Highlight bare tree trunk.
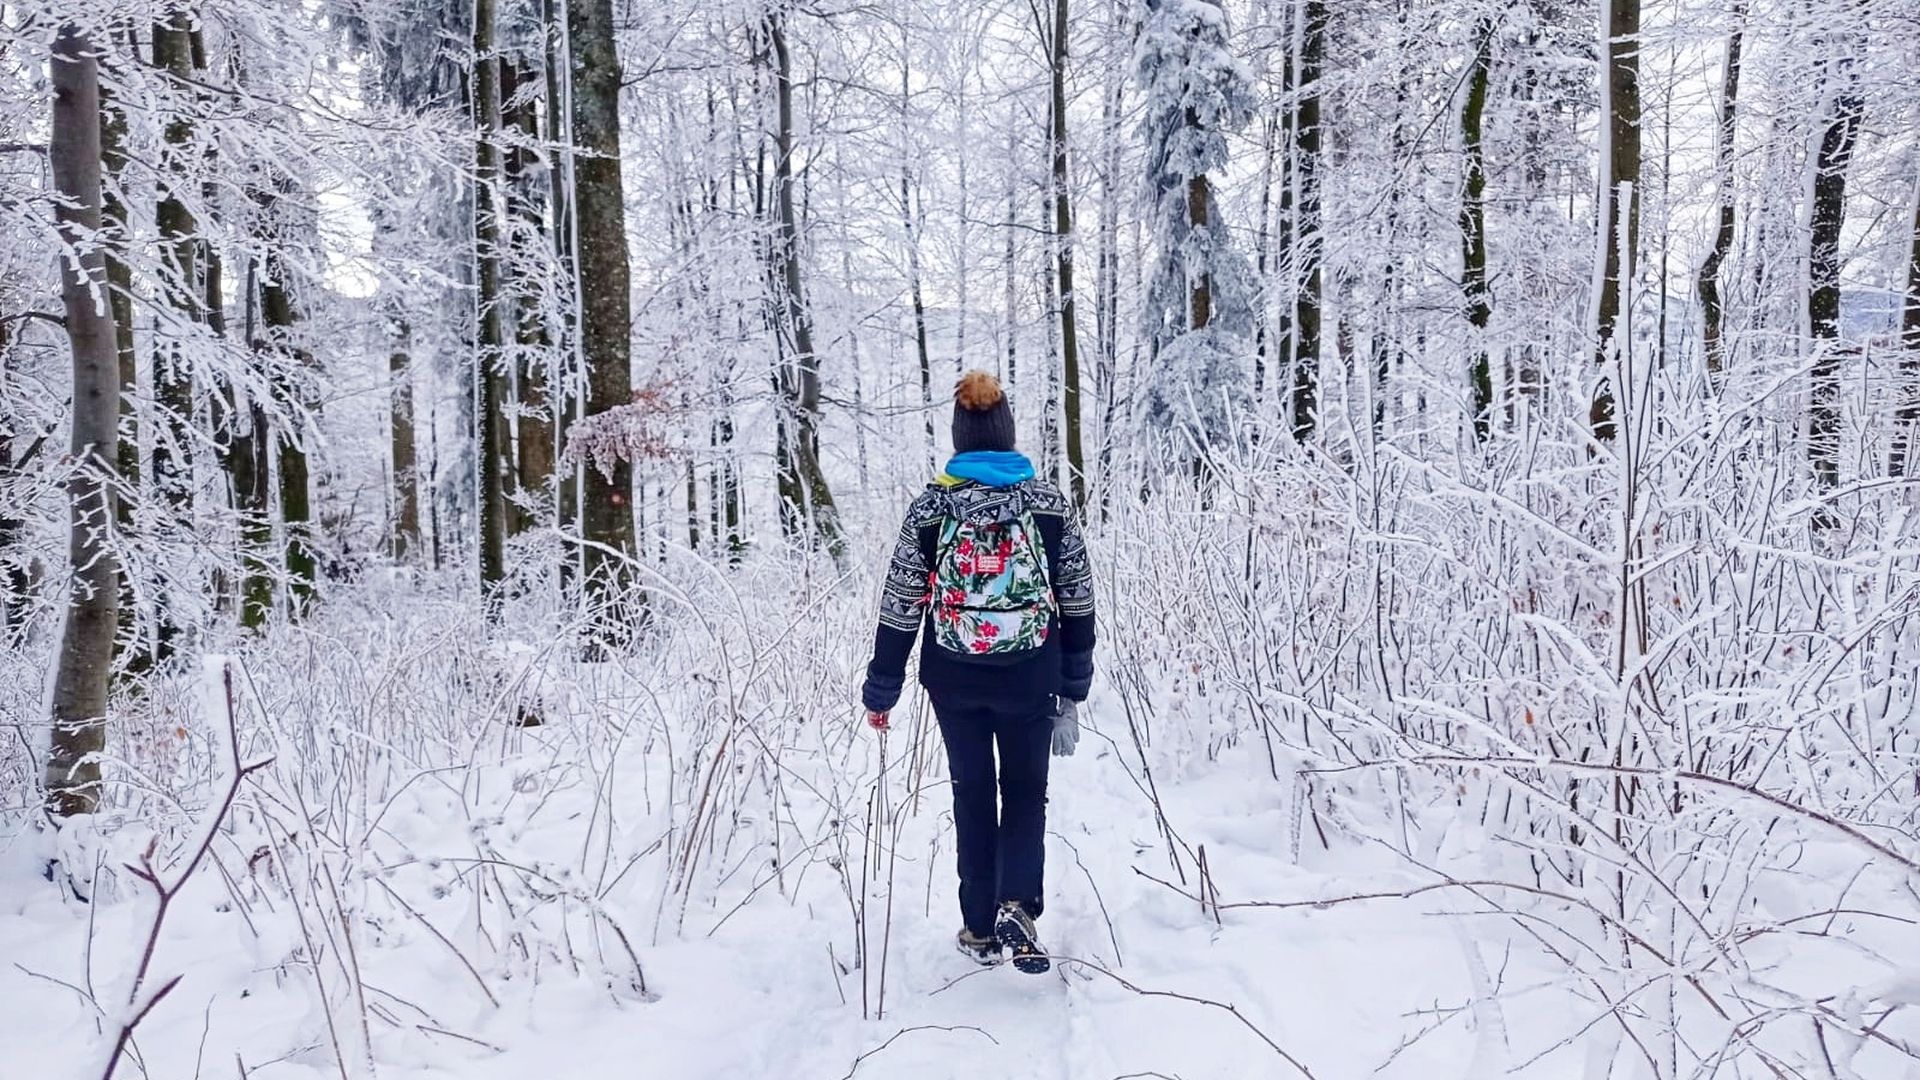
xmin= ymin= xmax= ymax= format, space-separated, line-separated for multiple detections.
xmin=543 ymin=0 xmax=586 ymax=594
xmin=1049 ymin=0 xmax=1087 ymax=509
xmin=228 ymin=252 xmax=273 ymax=629
xmin=100 ymin=38 xmax=142 ymax=672
xmin=1253 ymin=115 xmax=1275 ymax=406
xmin=1375 ymin=1 xmax=1409 ymax=441
xmin=100 ymin=39 xmax=136 ymax=530
xmin=1094 ymin=6 xmax=1123 ymax=499
xmin=1186 ymin=164 xmax=1211 ymax=330
xmin=717 ymin=386 xmax=742 ymax=562
xmin=1590 ymin=0 xmax=1640 ymax=443
xmin=149 ymin=6 xmax=199 ymax=663
xmin=1289 ymin=0 xmax=1325 ymax=442
xmin=47 ymin=23 xmax=120 ymax=818
xmin=1510 ymin=24 xmax=1547 ymax=423
xmin=1004 ymin=125 xmax=1019 ymax=389
xmin=570 ymin=0 xmax=639 ymax=634
xmin=1460 ymin=13 xmax=1494 ymax=442
xmin=474 ymin=0 xmax=508 ymax=592
xmin=898 ymin=46 xmax=935 ymax=470
xmin=1696 ymin=4 xmax=1744 ymax=382
xmin=192 ymin=27 xmax=222 ymax=342
xmin=1041 ymin=189 xmax=1062 ymax=482
xmin=1807 ymin=79 xmax=1865 ymax=493
xmin=0 ymin=318 xmax=29 ymax=643
xmin=763 ymin=7 xmax=842 ymax=557
xmin=1893 ymin=180 xmax=1920 ymax=478
xmin=955 ymin=79 xmax=973 ymax=379
xmin=390 ymin=320 xmax=420 ymax=560
xmin=195 ymin=30 xmax=237 ymax=618
xmin=505 ymin=59 xmax=555 ymax=540
xmin=259 ymin=243 xmax=315 ymax=617
xmin=152 ymin=8 xmax=198 ymax=503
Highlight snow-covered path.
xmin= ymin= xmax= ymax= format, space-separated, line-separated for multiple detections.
xmin=381 ymin=744 xmax=1503 ymax=1080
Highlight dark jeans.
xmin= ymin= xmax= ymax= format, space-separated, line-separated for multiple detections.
xmin=932 ymin=693 xmax=1052 ymax=937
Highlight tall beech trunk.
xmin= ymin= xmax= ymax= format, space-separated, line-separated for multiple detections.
xmin=195 ymin=25 xmax=237 ymax=617
xmin=101 ymin=42 xmax=136 ymax=537
xmin=1049 ymin=0 xmax=1087 ymax=509
xmin=1289 ymin=0 xmax=1325 ymax=442
xmin=229 ymin=250 xmax=273 ymax=629
xmin=1807 ymin=81 xmax=1865 ymax=492
xmin=149 ymin=6 xmax=198 ymax=663
xmin=259 ymin=243 xmax=316 ymax=616
xmin=1460 ymin=14 xmax=1494 ymax=441
xmin=544 ymin=0 xmax=582 ymax=583
xmin=762 ymin=8 xmax=842 ymax=556
xmin=1005 ymin=125 xmax=1019 ymax=389
xmin=390 ymin=320 xmax=421 ymax=560
xmin=1590 ymin=0 xmax=1640 ymax=443
xmin=1253 ymin=116 xmax=1275 ymax=406
xmin=1697 ymin=5 xmax=1744 ymax=381
xmin=474 ymin=0 xmax=508 ymax=591
xmin=1893 ymin=183 xmax=1920 ymax=477
xmin=1094 ymin=18 xmax=1123 ymax=498
xmin=1041 ymin=184 xmax=1063 ymax=482
xmin=47 ymin=24 xmax=120 ymax=818
xmin=100 ymin=41 xmax=141 ymax=671
xmin=505 ymin=60 xmax=555 ymax=538
xmin=0 ymin=318 xmax=28 ymax=643
xmin=571 ymin=0 xmax=639 ymax=630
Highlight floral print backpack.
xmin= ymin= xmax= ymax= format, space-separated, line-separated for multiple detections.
xmin=929 ymin=511 xmax=1056 ymax=655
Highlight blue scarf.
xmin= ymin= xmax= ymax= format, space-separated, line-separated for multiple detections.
xmin=940 ymin=450 xmax=1035 ymax=488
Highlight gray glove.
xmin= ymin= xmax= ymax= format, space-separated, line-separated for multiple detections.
xmin=1050 ymin=697 xmax=1080 ymax=757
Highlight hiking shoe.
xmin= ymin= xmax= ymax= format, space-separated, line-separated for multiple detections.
xmin=994 ymin=901 xmax=1049 ymax=975
xmin=956 ymin=928 xmax=1002 ymax=966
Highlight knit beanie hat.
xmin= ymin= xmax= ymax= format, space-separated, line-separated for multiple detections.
xmin=952 ymin=371 xmax=1016 ymax=453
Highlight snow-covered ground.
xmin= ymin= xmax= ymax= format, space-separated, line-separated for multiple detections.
xmin=0 ymin=684 xmax=1535 ymax=1080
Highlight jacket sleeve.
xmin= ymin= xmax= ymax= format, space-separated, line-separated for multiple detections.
xmin=1050 ymin=505 xmax=1097 ymax=701
xmin=862 ymin=497 xmax=935 ymax=713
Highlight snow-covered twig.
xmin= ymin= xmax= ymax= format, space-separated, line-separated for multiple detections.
xmin=1051 ymin=955 xmax=1319 ymax=1079
xmin=96 ymin=664 xmax=273 ymax=1080
xmin=840 ymin=1024 xmax=998 ymax=1080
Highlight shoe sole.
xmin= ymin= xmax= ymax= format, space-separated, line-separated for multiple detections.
xmin=956 ymin=938 xmax=1002 ymax=967
xmin=994 ymin=918 xmax=1050 ymax=975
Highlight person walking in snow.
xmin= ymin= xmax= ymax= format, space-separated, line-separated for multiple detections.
xmin=861 ymin=370 xmax=1097 ymax=975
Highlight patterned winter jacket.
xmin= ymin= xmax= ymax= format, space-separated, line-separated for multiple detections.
xmin=861 ymin=475 xmax=1097 ymax=713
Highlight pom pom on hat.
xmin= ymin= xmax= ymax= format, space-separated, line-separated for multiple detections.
xmin=955 ymin=370 xmax=1006 ymax=411
xmin=951 ymin=370 xmax=1015 ymax=452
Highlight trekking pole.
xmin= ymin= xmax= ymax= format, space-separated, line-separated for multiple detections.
xmin=872 ymin=724 xmax=890 ymax=865
xmin=873 ymin=720 xmax=899 ymax=1019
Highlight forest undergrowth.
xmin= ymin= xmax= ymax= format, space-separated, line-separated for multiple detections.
xmin=6 ymin=389 xmax=1917 ymax=1078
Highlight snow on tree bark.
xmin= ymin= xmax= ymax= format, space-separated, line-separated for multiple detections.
xmin=1589 ymin=0 xmax=1639 ymax=443
xmin=473 ymin=0 xmax=508 ymax=593
xmin=148 ymin=6 xmax=199 ymax=665
xmin=759 ymin=6 xmax=843 ymax=559
xmin=1460 ymin=13 xmax=1494 ymax=442
xmin=1288 ymin=0 xmax=1324 ymax=444
xmin=1048 ymin=0 xmax=1088 ymax=511
xmin=1806 ymin=74 xmax=1864 ymax=495
xmin=1696 ymin=4 xmax=1744 ymax=383
xmin=569 ymin=0 xmax=640 ymax=635
xmin=46 ymin=22 xmax=120 ymax=818
xmin=1895 ymin=180 xmax=1920 ymax=478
